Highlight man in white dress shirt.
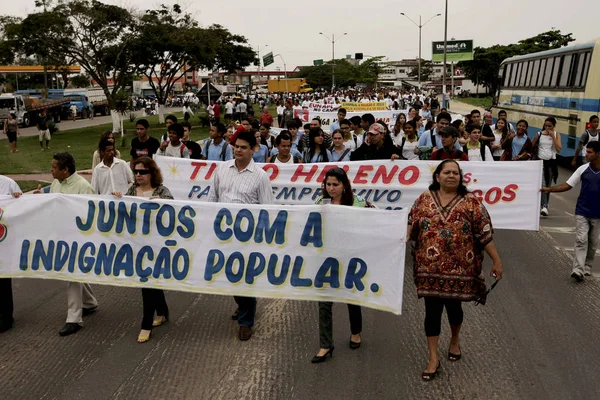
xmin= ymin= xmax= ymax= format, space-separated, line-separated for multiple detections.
xmin=208 ymin=131 xmax=274 ymax=341
xmin=91 ymin=140 xmax=134 ymax=195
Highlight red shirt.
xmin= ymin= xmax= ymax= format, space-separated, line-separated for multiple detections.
xmin=229 ymin=125 xmax=246 ymax=146
xmin=260 ymin=112 xmax=274 ymax=126
xmin=430 ymin=148 xmax=469 ymax=161
xmin=214 ymin=104 xmax=221 ymax=118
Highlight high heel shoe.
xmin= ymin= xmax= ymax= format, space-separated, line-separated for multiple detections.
xmin=311 ymin=347 xmax=334 ymax=363
xmin=349 ymin=338 xmax=361 ymax=350
xmin=152 ymin=315 xmax=168 ymax=327
xmin=137 ymin=329 xmax=152 ymax=343
xmin=422 ymin=361 xmax=441 ymax=381
xmin=448 ymin=345 xmax=461 ymax=361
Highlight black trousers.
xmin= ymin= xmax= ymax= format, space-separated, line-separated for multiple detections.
xmin=0 ymin=278 xmax=13 ymax=323
xmin=424 ymin=296 xmax=463 ymax=337
xmin=233 ymin=296 xmax=256 ymax=328
xmin=141 ymin=288 xmax=168 ymax=330
xmin=318 ymin=302 xmax=362 ymax=349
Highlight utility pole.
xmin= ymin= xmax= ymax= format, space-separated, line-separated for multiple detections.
xmin=442 ymin=0 xmax=448 ymax=108
xmin=274 ymin=54 xmax=288 ymax=93
xmin=401 ymin=12 xmax=441 ymax=88
xmin=319 ymin=32 xmax=347 ymax=91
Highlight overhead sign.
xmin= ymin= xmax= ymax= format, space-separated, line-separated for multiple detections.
xmin=263 ymin=52 xmax=274 ymax=67
xmin=313 ymin=59 xmax=324 ymax=66
xmin=432 ymin=40 xmax=474 ymax=62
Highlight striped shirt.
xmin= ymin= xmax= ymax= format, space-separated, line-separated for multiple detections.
xmin=208 ymin=159 xmax=274 ymax=205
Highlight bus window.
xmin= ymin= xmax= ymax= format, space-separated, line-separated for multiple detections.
xmin=519 ymin=61 xmax=529 ymax=87
xmin=503 ymin=64 xmax=511 ymax=87
xmin=538 ymin=59 xmax=547 ymax=87
xmin=513 ymin=63 xmax=521 ymax=87
xmin=529 ymin=59 xmax=540 ymax=87
xmin=568 ymin=53 xmax=580 ymax=87
xmin=575 ymin=52 xmax=591 ymax=87
xmin=559 ymin=54 xmax=572 ymax=87
xmin=550 ymin=56 xmax=561 ymax=87
xmin=542 ymin=57 xmax=553 ymax=87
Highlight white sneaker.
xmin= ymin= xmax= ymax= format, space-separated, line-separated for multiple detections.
xmin=541 ymin=206 xmax=549 ymax=216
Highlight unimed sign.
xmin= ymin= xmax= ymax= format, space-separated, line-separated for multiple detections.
xmin=432 ymin=40 xmax=474 ymax=62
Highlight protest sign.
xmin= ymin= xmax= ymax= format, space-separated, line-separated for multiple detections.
xmin=0 ymin=194 xmax=406 ymax=314
xmin=155 ymin=157 xmax=542 ymax=231
xmin=306 ymin=102 xmax=340 ymax=112
xmin=305 ymin=110 xmax=403 ymax=128
xmin=341 ymin=102 xmax=388 ymax=111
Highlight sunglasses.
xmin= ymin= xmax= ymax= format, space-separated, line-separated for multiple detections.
xmin=473 ymin=279 xmax=499 ymax=306
xmin=134 ymin=169 xmax=151 ymax=175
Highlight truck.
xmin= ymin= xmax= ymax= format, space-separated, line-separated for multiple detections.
xmin=268 ymin=78 xmax=313 ymax=93
xmin=453 ymin=79 xmax=489 ymax=97
xmin=63 ymin=87 xmax=110 ymax=119
xmin=0 ymin=93 xmax=67 ymax=127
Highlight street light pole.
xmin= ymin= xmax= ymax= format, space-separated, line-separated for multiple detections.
xmin=319 ymin=32 xmax=347 ymax=91
xmin=442 ymin=0 xmax=448 ymax=108
xmin=401 ymin=13 xmax=441 ymax=88
xmin=274 ymin=54 xmax=288 ymax=93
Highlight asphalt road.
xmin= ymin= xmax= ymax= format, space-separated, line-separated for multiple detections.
xmin=2 ymin=163 xmax=599 ymax=399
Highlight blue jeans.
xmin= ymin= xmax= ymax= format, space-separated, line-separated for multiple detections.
xmin=234 ymin=296 xmax=256 ymax=327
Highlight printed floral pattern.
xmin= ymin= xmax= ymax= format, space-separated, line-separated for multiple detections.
xmin=408 ymin=191 xmax=494 ymax=301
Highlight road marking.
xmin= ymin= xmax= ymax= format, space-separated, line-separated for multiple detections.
xmin=565 ymin=212 xmax=574 ymax=217
xmin=543 ymin=226 xmax=575 ymax=234
xmin=555 ymin=246 xmax=600 ymax=256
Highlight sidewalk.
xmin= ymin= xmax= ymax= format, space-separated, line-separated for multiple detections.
xmin=7 ymin=170 xmax=92 ymax=183
xmin=448 ymin=99 xmax=485 ymax=117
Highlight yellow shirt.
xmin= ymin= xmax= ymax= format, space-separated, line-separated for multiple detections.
xmin=49 ymin=172 xmax=95 ymax=195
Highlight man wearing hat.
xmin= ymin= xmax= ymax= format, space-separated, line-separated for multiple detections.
xmin=430 ymin=126 xmax=469 ymax=161
xmin=350 ymin=122 xmax=402 ymax=161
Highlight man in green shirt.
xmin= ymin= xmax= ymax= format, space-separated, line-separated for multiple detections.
xmin=40 ymin=152 xmax=99 ymax=336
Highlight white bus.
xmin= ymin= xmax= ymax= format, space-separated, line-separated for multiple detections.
xmin=492 ymin=38 xmax=600 ymax=159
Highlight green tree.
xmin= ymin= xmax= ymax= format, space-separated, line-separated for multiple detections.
xmin=407 ymin=59 xmax=435 ymax=81
xmin=130 ymin=4 xmax=255 ymax=121
xmin=5 ymin=0 xmax=138 ymax=131
xmin=69 ymin=74 xmax=91 ymax=88
xmin=457 ymin=29 xmax=575 ymax=95
xmin=297 ymin=57 xmax=381 ymax=89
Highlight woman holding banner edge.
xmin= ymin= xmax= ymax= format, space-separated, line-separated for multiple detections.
xmin=408 ymin=160 xmax=503 ymax=381
xmin=116 ymin=156 xmax=174 ymax=343
xmin=311 ymin=168 xmax=375 ymax=364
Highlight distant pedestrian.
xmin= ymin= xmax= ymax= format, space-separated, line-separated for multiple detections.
xmin=542 ymin=141 xmax=600 ymax=282
xmin=409 ymin=160 xmax=503 ymax=381
xmin=37 ymin=110 xmax=51 ymax=151
xmin=3 ymin=113 xmax=19 ymax=153
xmin=532 ymin=117 xmax=562 ymax=217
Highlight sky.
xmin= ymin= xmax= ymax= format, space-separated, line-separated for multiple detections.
xmin=3 ymin=0 xmax=600 ymax=72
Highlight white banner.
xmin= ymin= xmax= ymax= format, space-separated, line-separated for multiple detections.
xmin=298 ymin=109 xmax=405 ymax=128
xmin=155 ymin=157 xmax=542 ymax=231
xmin=306 ymin=102 xmax=340 ymax=112
xmin=0 ymin=194 xmax=406 ymax=314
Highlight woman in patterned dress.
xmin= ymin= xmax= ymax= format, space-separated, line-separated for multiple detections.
xmin=408 ymin=160 xmax=503 ymax=381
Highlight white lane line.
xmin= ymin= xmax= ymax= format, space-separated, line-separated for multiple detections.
xmin=555 ymin=246 xmax=600 ymax=256
xmin=565 ymin=212 xmax=574 ymax=217
xmin=543 ymin=226 xmax=575 ymax=234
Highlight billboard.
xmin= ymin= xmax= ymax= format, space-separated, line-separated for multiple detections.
xmin=432 ymin=40 xmax=473 ymax=62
